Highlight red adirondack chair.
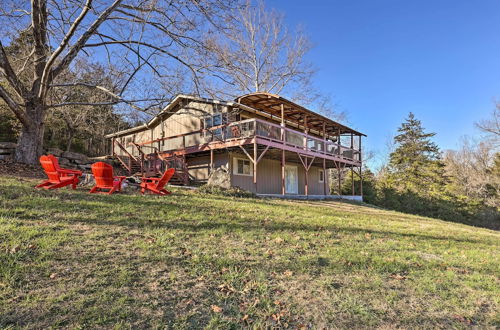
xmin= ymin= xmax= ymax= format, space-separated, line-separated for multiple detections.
xmin=36 ymin=155 xmax=81 ymax=190
xmin=48 ymin=154 xmax=82 ymax=177
xmin=90 ymin=162 xmax=126 ymax=195
xmin=140 ymin=168 xmax=175 ymax=195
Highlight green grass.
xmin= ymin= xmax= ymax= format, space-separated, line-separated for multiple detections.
xmin=0 ymin=175 xmax=498 ymax=328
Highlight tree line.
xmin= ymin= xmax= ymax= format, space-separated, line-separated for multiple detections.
xmin=340 ymin=109 xmax=499 ymax=229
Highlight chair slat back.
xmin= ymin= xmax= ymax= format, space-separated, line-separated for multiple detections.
xmin=48 ymin=154 xmax=62 ymax=171
xmin=92 ymin=162 xmax=115 ymax=188
xmin=40 ymin=155 xmax=60 ymax=183
xmin=155 ymin=168 xmax=176 ymax=190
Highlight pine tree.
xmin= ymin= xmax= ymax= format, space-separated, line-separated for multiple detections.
xmin=387 ymin=112 xmax=447 ymax=195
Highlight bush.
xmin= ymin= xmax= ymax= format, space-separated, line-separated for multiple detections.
xmin=197 ymin=184 xmax=256 ymax=198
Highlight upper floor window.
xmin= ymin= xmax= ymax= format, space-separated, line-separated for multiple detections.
xmin=204 ymin=113 xmax=226 ymax=138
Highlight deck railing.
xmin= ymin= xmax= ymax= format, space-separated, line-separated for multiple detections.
xmin=120 ymin=118 xmax=361 ymax=163
xmin=216 ymin=118 xmax=361 ymax=162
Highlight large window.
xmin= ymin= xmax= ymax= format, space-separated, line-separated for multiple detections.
xmin=233 ymin=157 xmax=253 ymax=176
xmin=204 ymin=113 xmax=226 ymax=138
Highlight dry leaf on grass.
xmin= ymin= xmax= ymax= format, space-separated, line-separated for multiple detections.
xmin=211 ymin=305 xmax=223 ymax=313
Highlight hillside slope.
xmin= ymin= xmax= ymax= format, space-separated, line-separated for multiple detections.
xmin=0 ymin=176 xmax=498 ymax=328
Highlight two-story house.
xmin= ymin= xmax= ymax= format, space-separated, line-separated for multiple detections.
xmin=105 ymin=92 xmax=365 ymax=198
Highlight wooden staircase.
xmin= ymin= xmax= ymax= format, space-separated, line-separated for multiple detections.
xmin=162 ymin=155 xmax=189 ymax=185
xmin=112 ymin=139 xmax=144 ymax=176
xmin=112 ymin=139 xmax=189 ymax=184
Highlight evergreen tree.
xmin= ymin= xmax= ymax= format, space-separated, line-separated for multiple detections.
xmin=387 ymin=112 xmax=447 ymax=195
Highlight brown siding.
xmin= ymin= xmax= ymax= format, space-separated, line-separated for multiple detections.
xmin=115 ymin=100 xmax=232 ymax=156
xmin=187 ymin=153 xmax=229 ymax=182
xmin=230 ymin=152 xmax=329 ymax=195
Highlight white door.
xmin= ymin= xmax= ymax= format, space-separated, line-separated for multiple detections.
xmin=285 ymin=165 xmax=298 ymax=194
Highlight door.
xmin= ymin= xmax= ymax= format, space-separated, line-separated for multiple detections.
xmin=285 ymin=165 xmax=298 ymax=194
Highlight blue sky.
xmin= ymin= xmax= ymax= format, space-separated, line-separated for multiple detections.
xmin=268 ymin=0 xmax=500 ymax=167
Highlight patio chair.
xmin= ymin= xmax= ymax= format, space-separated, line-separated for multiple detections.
xmin=90 ymin=162 xmax=126 ymax=195
xmin=140 ymin=168 xmax=175 ymax=195
xmin=36 ymin=155 xmax=81 ymax=190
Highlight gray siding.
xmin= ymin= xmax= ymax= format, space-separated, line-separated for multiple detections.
xmin=230 ymin=153 xmax=329 ymax=195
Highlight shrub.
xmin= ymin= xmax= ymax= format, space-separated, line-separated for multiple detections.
xmin=197 ymin=184 xmax=256 ymax=198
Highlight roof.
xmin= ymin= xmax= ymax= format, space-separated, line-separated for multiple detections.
xmin=236 ymin=92 xmax=365 ymax=136
xmin=106 ymin=92 xmax=365 ymax=138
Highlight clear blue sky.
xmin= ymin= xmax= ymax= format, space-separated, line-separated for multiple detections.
xmin=269 ymin=0 xmax=500 ymax=167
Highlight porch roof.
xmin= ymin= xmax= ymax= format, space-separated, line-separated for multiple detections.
xmin=236 ymin=92 xmax=365 ymax=137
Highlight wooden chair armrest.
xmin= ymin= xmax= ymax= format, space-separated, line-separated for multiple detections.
xmin=59 ymin=169 xmax=82 ymax=175
xmin=142 ymin=177 xmax=160 ymax=182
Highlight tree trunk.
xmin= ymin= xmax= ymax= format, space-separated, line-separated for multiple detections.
xmin=66 ymin=131 xmax=74 ymax=152
xmin=14 ymin=104 xmax=45 ymax=164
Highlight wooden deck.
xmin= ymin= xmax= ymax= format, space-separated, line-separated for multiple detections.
xmin=128 ymin=118 xmax=362 ymax=167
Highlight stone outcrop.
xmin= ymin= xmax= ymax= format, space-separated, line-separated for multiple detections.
xmin=0 ymin=142 xmax=16 ymax=161
xmin=207 ymin=167 xmax=231 ymax=189
xmin=0 ymin=141 xmax=96 ymax=171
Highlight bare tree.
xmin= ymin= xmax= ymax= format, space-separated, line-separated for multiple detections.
xmin=444 ymin=137 xmax=498 ymax=207
xmin=0 ymin=0 xmax=236 ymax=164
xmin=476 ymin=105 xmax=500 ymax=148
xmin=203 ymin=0 xmax=315 ymax=100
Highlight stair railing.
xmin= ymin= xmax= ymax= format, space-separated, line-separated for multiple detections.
xmin=112 ymin=139 xmax=139 ymax=175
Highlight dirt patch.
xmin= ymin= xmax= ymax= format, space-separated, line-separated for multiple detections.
xmin=0 ymin=160 xmax=45 ymax=179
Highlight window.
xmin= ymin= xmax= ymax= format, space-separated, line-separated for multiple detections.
xmin=204 ymin=113 xmax=226 ymax=138
xmin=233 ymin=157 xmax=253 ymax=176
xmin=319 ymin=169 xmax=324 ymax=183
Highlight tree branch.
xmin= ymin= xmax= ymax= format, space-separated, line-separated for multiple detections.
xmin=48 ymin=0 xmax=123 ymax=88
xmin=38 ymin=0 xmax=93 ymax=99
xmin=0 ymin=40 xmax=30 ymax=99
xmin=0 ymin=84 xmax=29 ymax=126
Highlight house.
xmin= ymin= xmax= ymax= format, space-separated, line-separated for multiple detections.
xmin=105 ymin=92 xmax=365 ymax=198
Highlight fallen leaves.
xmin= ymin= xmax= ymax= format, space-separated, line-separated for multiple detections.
xmin=211 ymin=304 xmax=223 ymax=313
xmin=389 ymin=272 xmax=408 ymax=280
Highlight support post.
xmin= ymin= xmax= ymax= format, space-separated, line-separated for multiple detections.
xmin=281 ymin=104 xmax=286 ymax=195
xmin=305 ymin=157 xmax=308 ymax=196
xmin=351 ymin=167 xmax=354 ymax=196
xmin=360 ymin=166 xmax=363 ymax=197
xmin=253 ymin=141 xmax=257 ymax=189
xmin=281 ymin=149 xmax=285 ymax=195
xmin=337 ymin=162 xmax=341 ymax=196
xmin=322 ymin=122 xmax=327 ymax=195
xmin=359 ymin=135 xmax=363 ymax=197
xmin=323 ymin=158 xmax=327 ymax=195
xmin=210 ymin=148 xmax=214 ymax=174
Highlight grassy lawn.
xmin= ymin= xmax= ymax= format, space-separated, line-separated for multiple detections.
xmin=0 ymin=175 xmax=499 ymax=328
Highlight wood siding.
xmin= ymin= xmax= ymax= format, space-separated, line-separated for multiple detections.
xmin=230 ymin=152 xmax=329 ymax=195
xmin=187 ymin=153 xmax=229 ymax=182
xmin=115 ymin=100 xmax=231 ymax=156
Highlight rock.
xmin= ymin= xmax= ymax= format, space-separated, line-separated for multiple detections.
xmin=0 ymin=149 xmax=14 ymax=155
xmin=77 ymin=164 xmax=92 ymax=170
xmin=73 ymin=158 xmax=91 ymax=165
xmin=0 ymin=142 xmax=16 ymax=149
xmin=207 ymin=167 xmax=231 ymax=189
xmin=58 ymin=157 xmax=71 ymax=166
xmin=62 ymin=151 xmax=88 ymax=162
xmin=79 ymin=173 xmax=95 ymax=186
xmin=47 ymin=148 xmax=64 ymax=157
